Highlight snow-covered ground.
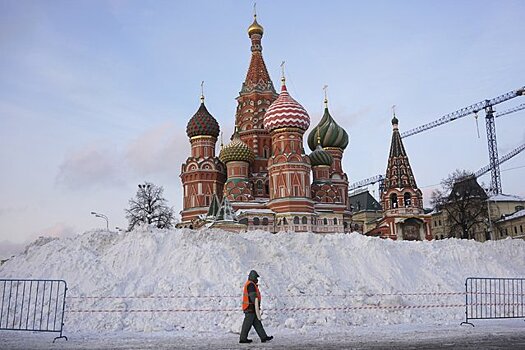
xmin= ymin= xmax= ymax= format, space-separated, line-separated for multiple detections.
xmin=1 ymin=227 xmax=524 ymax=346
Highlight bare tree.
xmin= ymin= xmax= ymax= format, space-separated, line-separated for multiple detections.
xmin=431 ymin=170 xmax=488 ymax=239
xmin=125 ymin=182 xmax=175 ymax=231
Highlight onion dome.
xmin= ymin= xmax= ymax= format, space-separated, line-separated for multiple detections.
xmin=307 ymin=106 xmax=349 ymax=151
xmin=219 ymin=129 xmax=255 ymax=164
xmin=392 ymin=115 xmax=399 ymax=127
xmin=248 ymin=15 xmax=264 ymax=36
xmin=309 ymin=144 xmax=333 ymax=167
xmin=263 ymin=82 xmax=310 ymax=132
xmin=186 ymin=98 xmax=220 ymax=138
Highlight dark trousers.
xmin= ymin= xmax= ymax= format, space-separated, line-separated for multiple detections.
xmin=240 ymin=312 xmax=268 ymax=341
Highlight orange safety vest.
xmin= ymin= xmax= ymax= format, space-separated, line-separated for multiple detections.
xmin=242 ymin=280 xmax=261 ymax=311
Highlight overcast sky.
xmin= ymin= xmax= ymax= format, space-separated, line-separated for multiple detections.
xmin=1 ymin=0 xmax=524 ymax=250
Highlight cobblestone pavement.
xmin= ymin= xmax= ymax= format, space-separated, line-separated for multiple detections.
xmin=1 ymin=322 xmax=524 ymax=349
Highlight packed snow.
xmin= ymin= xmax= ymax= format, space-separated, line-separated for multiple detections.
xmin=1 ymin=227 xmax=524 ymax=336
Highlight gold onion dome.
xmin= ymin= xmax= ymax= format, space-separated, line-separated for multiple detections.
xmin=247 ymin=15 xmax=264 ymax=36
xmin=219 ymin=129 xmax=255 ymax=164
xmin=309 ymin=144 xmax=333 ymax=167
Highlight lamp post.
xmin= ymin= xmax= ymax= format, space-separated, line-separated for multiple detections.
xmin=91 ymin=211 xmax=109 ymax=231
xmin=138 ymin=183 xmax=151 ymax=190
xmin=484 ymin=187 xmax=495 ymax=240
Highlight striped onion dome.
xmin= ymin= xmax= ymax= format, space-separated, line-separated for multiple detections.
xmin=186 ymin=101 xmax=220 ymax=138
xmin=219 ymin=130 xmax=255 ymax=164
xmin=309 ymin=144 xmax=333 ymax=167
xmin=307 ymin=106 xmax=349 ymax=151
xmin=263 ymin=83 xmax=310 ymax=133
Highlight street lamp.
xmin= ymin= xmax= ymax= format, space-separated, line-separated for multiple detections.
xmin=91 ymin=211 xmax=109 ymax=231
xmin=138 ymin=183 xmax=151 ymax=190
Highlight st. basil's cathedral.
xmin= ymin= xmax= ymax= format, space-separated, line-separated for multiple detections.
xmin=179 ymin=13 xmax=432 ymax=239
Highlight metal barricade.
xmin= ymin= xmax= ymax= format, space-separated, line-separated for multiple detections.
xmin=0 ymin=279 xmax=68 ymax=342
xmin=461 ymin=277 xmax=525 ymax=326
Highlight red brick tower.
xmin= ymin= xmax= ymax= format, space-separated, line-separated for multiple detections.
xmin=180 ymin=94 xmax=226 ymax=225
xmin=235 ymin=13 xmax=278 ymax=198
xmin=219 ymin=128 xmax=256 ymax=201
xmin=264 ymin=75 xmax=314 ymax=230
xmin=307 ymin=97 xmax=350 ymax=207
xmin=369 ymin=114 xmax=431 ymax=240
xmin=310 ymin=136 xmax=341 ymax=204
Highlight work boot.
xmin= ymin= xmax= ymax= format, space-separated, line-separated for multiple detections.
xmin=261 ymin=336 xmax=273 ymax=343
xmin=239 ymin=339 xmax=253 ymax=344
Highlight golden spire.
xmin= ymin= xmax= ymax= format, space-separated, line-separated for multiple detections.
xmin=200 ymin=80 xmax=205 ymax=103
xmin=323 ymin=85 xmax=328 ymax=108
xmin=247 ymin=2 xmax=264 ymax=36
xmin=280 ymin=61 xmax=286 ymax=85
xmin=392 ymin=104 xmax=396 ymax=118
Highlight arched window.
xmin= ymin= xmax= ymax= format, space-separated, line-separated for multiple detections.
xmin=239 ymin=218 xmax=248 ymax=225
xmin=283 ymin=217 xmax=288 ymax=225
xmin=333 ymin=218 xmax=338 ymax=225
xmin=262 ymin=217 xmax=269 ymax=226
xmin=294 ymin=216 xmax=300 ymax=224
xmin=302 ymin=216 xmax=307 ymax=224
xmin=323 ymin=218 xmax=328 ymax=225
xmin=263 ymin=147 xmax=270 ymax=158
xmin=390 ymin=193 xmax=398 ymax=208
xmin=253 ymin=217 xmax=260 ymax=226
xmin=404 ymin=192 xmax=411 ymax=207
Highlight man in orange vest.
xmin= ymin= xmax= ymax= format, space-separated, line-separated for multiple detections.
xmin=239 ymin=270 xmax=273 ymax=344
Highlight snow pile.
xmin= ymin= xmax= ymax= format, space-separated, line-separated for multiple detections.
xmin=1 ymin=227 xmax=524 ymax=334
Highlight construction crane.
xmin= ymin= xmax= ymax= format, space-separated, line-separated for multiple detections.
xmin=399 ymin=86 xmax=525 ymax=194
xmin=348 ymin=174 xmax=383 ymax=192
xmin=349 ymin=87 xmax=524 ymax=194
xmin=474 ymin=142 xmax=525 ymax=178
xmin=349 ymin=142 xmax=525 ymax=194
xmin=494 ymin=103 xmax=525 ymax=119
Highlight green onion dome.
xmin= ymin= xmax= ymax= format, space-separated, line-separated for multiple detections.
xmin=186 ymin=101 xmax=220 ymax=138
xmin=309 ymin=144 xmax=333 ymax=167
xmin=219 ymin=130 xmax=255 ymax=164
xmin=307 ymin=106 xmax=349 ymax=151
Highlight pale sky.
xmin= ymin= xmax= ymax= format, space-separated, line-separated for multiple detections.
xmin=1 ymin=0 xmax=524 ymax=250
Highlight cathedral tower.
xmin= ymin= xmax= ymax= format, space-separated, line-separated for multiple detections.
xmin=235 ymin=13 xmax=278 ymax=198
xmin=264 ymin=75 xmax=314 ymax=229
xmin=180 ymin=94 xmax=226 ymax=225
xmin=307 ymin=98 xmax=350 ymax=207
xmin=369 ymin=114 xmax=431 ymax=240
xmin=219 ymin=128 xmax=256 ymax=201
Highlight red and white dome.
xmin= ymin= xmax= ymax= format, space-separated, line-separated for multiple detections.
xmin=263 ymin=84 xmax=310 ymax=132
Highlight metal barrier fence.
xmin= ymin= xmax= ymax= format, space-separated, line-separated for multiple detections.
xmin=0 ymin=279 xmax=68 ymax=342
xmin=461 ymin=277 xmax=525 ymax=326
